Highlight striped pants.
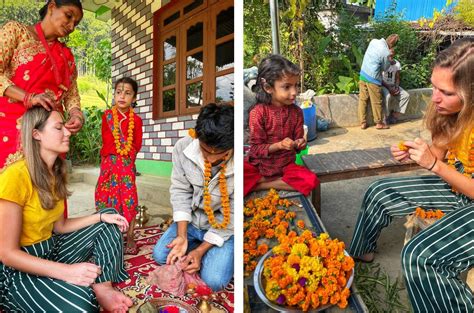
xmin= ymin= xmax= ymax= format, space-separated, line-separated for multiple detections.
xmin=349 ymin=175 xmax=473 ymax=312
xmin=0 ymin=208 xmax=129 ymax=312
xmin=402 ymin=204 xmax=473 ymax=312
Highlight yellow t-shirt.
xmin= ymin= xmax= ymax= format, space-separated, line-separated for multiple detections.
xmin=0 ymin=160 xmax=64 ymax=246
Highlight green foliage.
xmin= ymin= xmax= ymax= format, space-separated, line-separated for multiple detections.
xmin=68 ymin=106 xmax=104 ymax=165
xmin=243 ymin=0 xmax=272 ymax=66
xmin=77 ymin=75 xmax=111 ymax=108
xmin=0 ymin=0 xmax=42 ymax=26
xmin=347 ymin=0 xmax=376 ymax=9
xmin=245 ymin=0 xmax=440 ymax=95
xmin=355 ymin=262 xmax=409 ymax=312
xmin=454 ymin=0 xmax=474 ymax=27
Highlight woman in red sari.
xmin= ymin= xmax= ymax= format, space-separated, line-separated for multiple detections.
xmin=0 ymin=0 xmax=84 ymax=170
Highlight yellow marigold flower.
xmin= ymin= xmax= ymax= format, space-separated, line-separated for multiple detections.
xmin=291 ymin=243 xmax=309 ymax=257
xmin=398 ymin=141 xmax=409 ymax=151
xmin=264 ymin=279 xmax=281 ymax=301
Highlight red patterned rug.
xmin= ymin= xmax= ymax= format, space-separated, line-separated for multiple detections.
xmin=113 ymin=225 xmax=234 ymax=312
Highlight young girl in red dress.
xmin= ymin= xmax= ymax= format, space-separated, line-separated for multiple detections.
xmin=95 ymin=77 xmax=143 ymax=233
xmin=244 ymin=55 xmax=319 ymax=196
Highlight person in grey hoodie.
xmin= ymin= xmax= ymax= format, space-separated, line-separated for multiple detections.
xmin=358 ymin=34 xmax=399 ymax=130
xmin=153 ymin=103 xmax=234 ymax=291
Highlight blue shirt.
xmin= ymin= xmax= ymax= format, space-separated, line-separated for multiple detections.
xmin=360 ymin=38 xmax=391 ymax=85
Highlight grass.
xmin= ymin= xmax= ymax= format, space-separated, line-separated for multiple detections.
xmin=77 ymin=75 xmax=111 ymax=109
xmin=354 ymin=262 xmax=411 ymax=313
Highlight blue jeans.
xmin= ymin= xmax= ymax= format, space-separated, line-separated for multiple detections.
xmin=153 ymin=223 xmax=234 ymax=291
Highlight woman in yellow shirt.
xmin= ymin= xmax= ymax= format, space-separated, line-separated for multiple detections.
xmin=0 ymin=107 xmax=133 ymax=312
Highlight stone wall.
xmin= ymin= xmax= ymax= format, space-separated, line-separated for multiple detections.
xmin=315 ymin=88 xmax=432 ymax=128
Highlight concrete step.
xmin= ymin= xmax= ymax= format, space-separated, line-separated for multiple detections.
xmin=69 ymin=166 xmax=172 ymax=211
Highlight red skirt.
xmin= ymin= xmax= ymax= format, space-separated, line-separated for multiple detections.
xmin=244 ymin=161 xmax=319 ymax=196
xmin=95 ymin=155 xmax=138 ymax=222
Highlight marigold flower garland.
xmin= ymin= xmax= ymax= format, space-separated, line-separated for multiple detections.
xmin=203 ymin=158 xmax=231 ymax=229
xmin=414 ymin=207 xmax=445 ymax=219
xmin=112 ymin=106 xmax=135 ymax=156
xmin=447 ymin=128 xmax=474 ymax=192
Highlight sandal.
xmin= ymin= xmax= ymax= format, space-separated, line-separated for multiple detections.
xmin=375 ymin=123 xmax=390 ymax=130
xmin=360 ymin=122 xmax=368 ymax=130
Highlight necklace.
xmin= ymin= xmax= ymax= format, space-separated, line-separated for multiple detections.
xmin=447 ymin=128 xmax=474 ymax=192
xmin=112 ymin=106 xmax=135 ymax=156
xmin=203 ymin=158 xmax=231 ymax=229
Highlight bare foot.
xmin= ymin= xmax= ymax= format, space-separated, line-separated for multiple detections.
xmin=355 ymin=252 xmax=374 ymax=263
xmin=93 ymin=282 xmax=133 ymax=312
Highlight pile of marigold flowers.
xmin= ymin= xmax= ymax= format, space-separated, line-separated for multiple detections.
xmin=262 ymin=230 xmax=354 ymax=311
xmin=414 ymin=207 xmax=445 ymax=219
xmin=244 ymin=189 xmax=296 ymax=275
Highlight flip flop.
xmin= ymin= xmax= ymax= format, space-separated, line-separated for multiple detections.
xmin=360 ymin=122 xmax=368 ymax=130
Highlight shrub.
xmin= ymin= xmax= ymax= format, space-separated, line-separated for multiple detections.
xmin=68 ymin=106 xmax=104 ymax=165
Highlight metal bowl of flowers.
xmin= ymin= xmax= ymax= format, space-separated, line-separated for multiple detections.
xmin=253 ymin=231 xmax=355 ymax=312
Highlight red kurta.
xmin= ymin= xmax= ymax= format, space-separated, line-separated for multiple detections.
xmin=245 ymin=103 xmax=319 ymax=196
xmin=95 ymin=108 xmax=143 ymax=222
xmin=247 ymin=103 xmax=304 ymax=176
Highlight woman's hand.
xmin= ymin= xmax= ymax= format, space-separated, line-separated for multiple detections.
xmin=63 ymin=262 xmax=102 ymax=287
xmin=182 ymin=249 xmax=204 ymax=274
xmin=31 ymin=93 xmax=57 ymax=111
xmin=404 ymin=138 xmax=437 ymax=170
xmin=65 ymin=110 xmax=84 ymax=134
xmin=100 ymin=213 xmax=129 ymax=233
xmin=166 ymin=236 xmax=188 ymax=265
xmin=390 ymin=143 xmax=410 ymax=162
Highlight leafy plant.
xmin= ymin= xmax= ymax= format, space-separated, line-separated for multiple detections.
xmin=68 ymin=106 xmax=104 ymax=165
xmin=355 ymin=262 xmax=410 ymax=312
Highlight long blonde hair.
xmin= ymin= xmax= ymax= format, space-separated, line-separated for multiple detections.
xmin=425 ymin=38 xmax=474 ymax=148
xmin=21 ymin=107 xmax=70 ymax=210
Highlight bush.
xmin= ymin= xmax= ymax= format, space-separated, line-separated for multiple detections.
xmin=68 ymin=106 xmax=104 ymax=165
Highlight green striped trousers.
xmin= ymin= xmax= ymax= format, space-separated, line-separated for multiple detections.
xmin=402 ymin=204 xmax=473 ymax=312
xmin=0 ymin=208 xmax=129 ymax=312
xmin=349 ymin=173 xmax=473 ymax=312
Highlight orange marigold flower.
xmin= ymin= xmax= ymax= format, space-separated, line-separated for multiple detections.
xmin=258 ymin=243 xmax=269 ymax=255
xmin=296 ymin=219 xmax=305 ymax=229
xmin=265 ymin=229 xmax=275 ymax=238
xmin=398 ymin=141 xmax=409 ymax=151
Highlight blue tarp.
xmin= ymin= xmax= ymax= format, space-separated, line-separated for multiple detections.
xmin=374 ymin=0 xmax=457 ymax=21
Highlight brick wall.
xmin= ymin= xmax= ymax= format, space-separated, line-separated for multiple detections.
xmin=110 ymin=0 xmax=197 ymax=162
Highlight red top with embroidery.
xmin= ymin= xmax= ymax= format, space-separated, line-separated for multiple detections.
xmin=100 ymin=108 xmax=143 ymax=160
xmin=247 ymin=103 xmax=304 ymax=177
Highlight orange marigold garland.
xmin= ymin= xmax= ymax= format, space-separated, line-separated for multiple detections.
xmin=414 ymin=207 xmax=445 ymax=219
xmin=202 ymin=158 xmax=231 ymax=229
xmin=112 ymin=106 xmax=135 ymax=156
xmin=447 ymin=128 xmax=474 ymax=192
xmin=188 ymin=128 xmax=198 ymax=139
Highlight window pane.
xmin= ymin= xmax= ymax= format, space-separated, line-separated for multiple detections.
xmin=164 ymin=11 xmax=180 ymax=26
xmin=186 ymin=81 xmax=203 ymax=108
xmin=186 ymin=52 xmax=203 ymax=80
xmin=184 ymin=0 xmax=203 ymax=14
xmin=163 ymin=89 xmax=176 ymax=112
xmin=187 ymin=22 xmax=203 ymax=52
xmin=216 ymin=7 xmax=233 ymax=39
xmin=163 ymin=36 xmax=176 ymax=61
xmin=216 ymin=73 xmax=234 ymax=103
xmin=163 ymin=62 xmax=176 ymax=86
xmin=215 ymin=40 xmax=234 ymax=71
